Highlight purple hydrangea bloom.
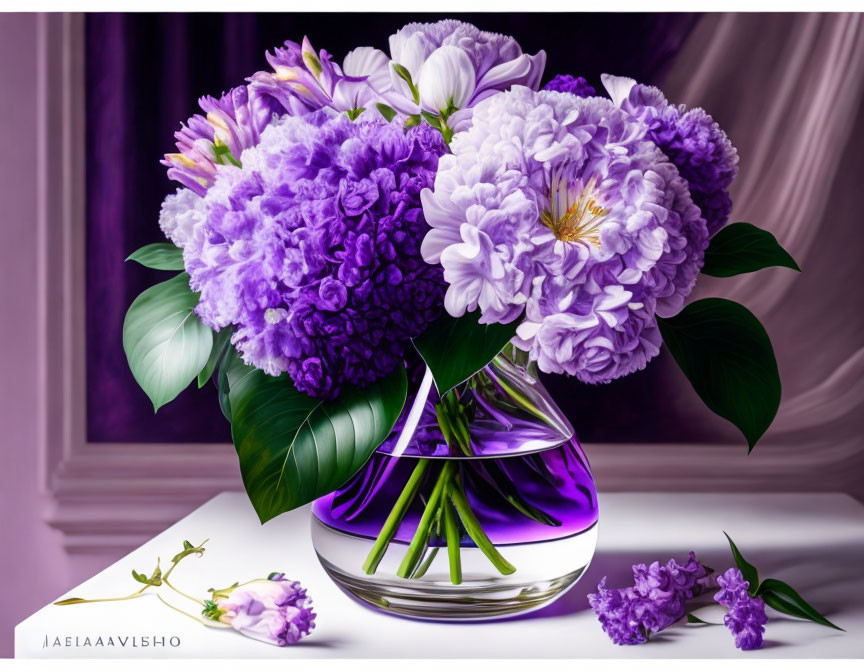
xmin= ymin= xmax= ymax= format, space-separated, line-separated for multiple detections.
xmin=214 ymin=575 xmax=315 ymax=646
xmin=178 ymin=109 xmax=447 ymax=398
xmin=544 ymin=74 xmax=596 ymax=97
xmin=589 ymin=552 xmax=713 ymax=646
xmin=421 ymin=86 xmax=706 ymax=383
xmin=601 ymin=74 xmax=739 ymax=236
xmin=714 ymin=567 xmax=768 ymax=650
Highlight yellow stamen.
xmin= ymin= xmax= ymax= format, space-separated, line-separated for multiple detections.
xmin=540 ymin=173 xmax=609 ymax=246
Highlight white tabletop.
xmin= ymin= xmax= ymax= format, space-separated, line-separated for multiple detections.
xmin=16 ymin=491 xmax=864 ymax=658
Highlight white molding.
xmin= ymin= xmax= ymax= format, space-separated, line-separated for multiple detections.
xmin=35 ymin=13 xmax=863 ymax=557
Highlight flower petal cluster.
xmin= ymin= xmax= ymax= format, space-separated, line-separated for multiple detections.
xmin=172 ymin=109 xmax=447 ymax=399
xmin=714 ymin=567 xmax=768 ymax=650
xmin=164 ymin=38 xmax=395 ymax=195
xmin=544 ymin=74 xmax=596 ymax=97
xmin=601 ymin=74 xmax=739 ymax=235
xmin=162 ymin=85 xmax=285 ymax=196
xmin=421 ymin=86 xmax=707 ymax=383
xmin=589 ymin=552 xmax=713 ymax=646
xmin=214 ymin=575 xmax=315 ymax=646
xmin=386 ymin=19 xmax=546 ymax=114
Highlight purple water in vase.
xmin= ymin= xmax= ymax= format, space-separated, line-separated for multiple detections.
xmin=312 ymin=347 xmax=599 ymax=620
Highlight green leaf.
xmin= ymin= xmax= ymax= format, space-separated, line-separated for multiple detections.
xmin=757 ymin=578 xmax=844 ymax=630
xmin=404 ymin=114 xmax=422 ymax=129
xmin=723 ymin=531 xmax=760 ymax=590
xmin=421 ymin=111 xmax=442 ymax=130
xmin=131 ymin=570 xmax=149 ymax=584
xmin=217 ymin=347 xmax=247 ymax=423
xmin=126 ymin=243 xmax=185 ymax=271
xmin=686 ymin=613 xmax=714 ymax=625
xmin=197 ymin=328 xmax=232 ymax=388
xmin=122 ymin=273 xmax=213 ymax=412
xmin=702 ymin=222 xmax=800 ymax=277
xmin=657 ymin=298 xmax=781 ymax=451
xmin=376 ymin=103 xmax=397 ymax=122
xmin=413 ymin=311 xmax=520 ymax=395
xmin=229 ymin=365 xmax=408 ymax=523
xmin=391 ymin=63 xmax=419 ymax=104
xmin=345 ymin=107 xmax=365 ymax=122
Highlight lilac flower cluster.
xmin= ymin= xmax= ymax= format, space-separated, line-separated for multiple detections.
xmin=213 ymin=574 xmax=315 ymax=646
xmin=714 ymin=568 xmax=768 ymax=650
xmin=588 ymin=552 xmax=713 ymax=645
xmin=602 ymin=74 xmax=739 ymax=236
xmin=421 ymin=86 xmax=707 ymax=382
xmin=176 ymin=110 xmax=447 ymax=398
xmin=543 ymin=73 xmax=596 ymax=97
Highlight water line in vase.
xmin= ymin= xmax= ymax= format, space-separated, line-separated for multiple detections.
xmin=344 ymin=366 xmax=434 ymax=521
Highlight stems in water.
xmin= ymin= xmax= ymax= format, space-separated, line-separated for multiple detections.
xmin=448 ymin=475 xmax=516 ymax=576
xmin=397 ymin=461 xmax=455 ymax=578
xmin=363 ymin=459 xmax=430 ymax=575
xmin=443 ymin=496 xmax=463 ymax=584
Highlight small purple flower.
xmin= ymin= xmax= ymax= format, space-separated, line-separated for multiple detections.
xmin=589 ymin=552 xmax=713 ymax=645
xmin=714 ymin=567 xmax=768 ymax=651
xmin=588 ymin=579 xmax=649 ymax=646
xmin=544 ymin=74 xmax=596 ymax=97
xmin=211 ymin=575 xmax=315 ymax=646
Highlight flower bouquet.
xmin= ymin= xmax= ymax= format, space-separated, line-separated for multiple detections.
xmin=123 ymin=19 xmax=798 ymax=620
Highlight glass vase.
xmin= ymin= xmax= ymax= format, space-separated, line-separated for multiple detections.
xmin=311 ymin=347 xmax=598 ymax=621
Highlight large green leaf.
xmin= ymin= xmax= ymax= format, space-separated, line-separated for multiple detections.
xmin=229 ymin=365 xmax=408 ymax=523
xmin=126 ymin=243 xmax=185 ymax=271
xmin=758 ymin=579 xmax=843 ymax=631
xmin=122 ymin=273 xmax=213 ymax=412
xmin=702 ymin=222 xmax=800 ymax=277
xmin=413 ymin=311 xmax=519 ymax=394
xmin=657 ymin=298 xmax=780 ymax=451
xmin=197 ymin=328 xmax=232 ymax=388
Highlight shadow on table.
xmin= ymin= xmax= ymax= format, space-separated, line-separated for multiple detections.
xmin=512 ymin=540 xmax=863 ymax=625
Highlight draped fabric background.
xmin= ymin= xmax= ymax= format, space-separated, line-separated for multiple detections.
xmin=661 ymin=13 xmax=864 ymax=455
xmin=85 ymin=12 xmax=703 ymax=444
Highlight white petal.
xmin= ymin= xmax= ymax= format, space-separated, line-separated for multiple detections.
xmin=342 ymin=47 xmax=392 ymax=93
xmin=601 ymin=74 xmax=637 ymax=107
xmin=418 ymin=46 xmax=476 ymax=112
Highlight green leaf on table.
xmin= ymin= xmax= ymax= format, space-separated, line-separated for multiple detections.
xmin=126 ymin=243 xmax=185 ymax=271
xmin=122 ymin=273 xmax=213 ymax=412
xmin=657 ymin=298 xmax=781 ymax=451
xmin=686 ymin=613 xmax=714 ymax=625
xmin=702 ymin=222 xmax=800 ymax=278
xmin=723 ymin=531 xmax=760 ymax=590
xmin=413 ymin=310 xmax=520 ymax=395
xmin=197 ymin=328 xmax=233 ymax=388
xmin=757 ymin=578 xmax=844 ymax=630
xmin=229 ymin=365 xmax=407 ymax=523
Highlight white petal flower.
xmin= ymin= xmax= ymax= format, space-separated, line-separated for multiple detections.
xmin=418 ymin=46 xmax=476 ymax=112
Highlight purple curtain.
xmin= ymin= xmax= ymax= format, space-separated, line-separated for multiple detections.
xmin=85 ymin=12 xmax=701 ymax=444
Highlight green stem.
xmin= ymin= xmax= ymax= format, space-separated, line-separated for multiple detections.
xmin=411 ymin=509 xmax=442 ymax=579
xmin=363 ymin=459 xmax=430 ymax=575
xmin=54 ymin=589 xmax=149 ymax=606
xmin=397 ymin=461 xmax=455 ymax=578
xmin=443 ymin=496 xmax=463 ymax=584
xmin=156 ymin=594 xmax=231 ymax=629
xmin=448 ymin=475 xmax=516 ymax=576
xmin=163 ymin=577 xmax=204 ymax=606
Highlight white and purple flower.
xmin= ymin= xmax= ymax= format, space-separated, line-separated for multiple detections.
xmin=421 ymin=85 xmax=707 ymax=383
xmin=206 ymin=574 xmax=316 ymax=647
xmin=385 ymin=19 xmax=546 ymax=115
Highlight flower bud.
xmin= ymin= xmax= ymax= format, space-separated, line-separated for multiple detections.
xmin=418 ymin=45 xmax=476 ymax=113
xmin=208 ymin=574 xmax=315 ymax=646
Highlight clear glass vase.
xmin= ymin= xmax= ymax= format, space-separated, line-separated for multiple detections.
xmin=311 ymin=347 xmax=598 ymax=621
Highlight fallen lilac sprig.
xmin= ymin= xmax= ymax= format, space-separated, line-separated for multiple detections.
xmin=590 ymin=534 xmax=843 ymax=650
xmin=588 ymin=552 xmax=713 ymax=645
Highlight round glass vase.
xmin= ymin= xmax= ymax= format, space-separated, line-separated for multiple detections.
xmin=311 ymin=347 xmax=598 ymax=621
